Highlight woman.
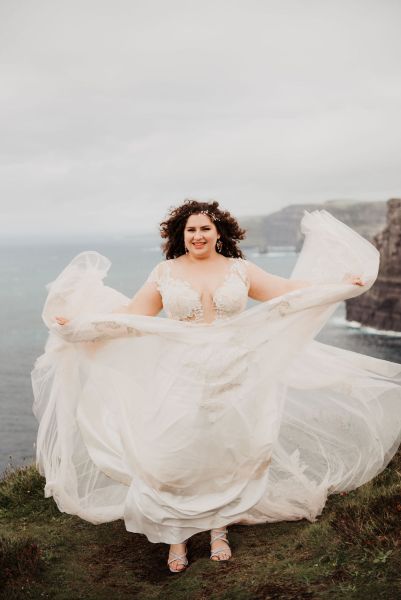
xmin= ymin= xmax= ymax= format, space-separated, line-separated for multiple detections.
xmin=33 ymin=200 xmax=401 ymax=573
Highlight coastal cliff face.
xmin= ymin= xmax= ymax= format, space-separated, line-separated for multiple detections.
xmin=346 ymin=198 xmax=401 ymax=332
xmin=241 ymin=200 xmax=387 ymax=251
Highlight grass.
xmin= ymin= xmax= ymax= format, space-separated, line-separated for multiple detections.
xmin=0 ymin=450 xmax=400 ymax=600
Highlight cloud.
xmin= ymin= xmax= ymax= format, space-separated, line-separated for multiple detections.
xmin=0 ymin=0 xmax=400 ymax=236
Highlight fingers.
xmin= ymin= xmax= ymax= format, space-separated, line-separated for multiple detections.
xmin=343 ymin=274 xmax=365 ymax=286
xmin=54 ymin=316 xmax=69 ymax=326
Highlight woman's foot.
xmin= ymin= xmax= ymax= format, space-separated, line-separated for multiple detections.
xmin=167 ymin=541 xmax=188 ymax=573
xmin=210 ymin=528 xmax=232 ymax=561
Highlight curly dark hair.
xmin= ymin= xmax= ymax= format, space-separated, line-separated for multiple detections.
xmin=159 ymin=200 xmax=246 ymax=259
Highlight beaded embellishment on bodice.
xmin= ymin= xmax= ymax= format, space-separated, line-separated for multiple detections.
xmin=147 ymin=258 xmax=250 ymax=323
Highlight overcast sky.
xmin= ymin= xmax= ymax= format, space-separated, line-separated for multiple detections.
xmin=1 ymin=0 xmax=401 ymax=237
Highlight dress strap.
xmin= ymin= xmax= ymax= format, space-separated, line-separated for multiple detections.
xmin=145 ymin=260 xmax=172 ymax=291
xmin=146 ymin=263 xmax=161 ymax=285
xmin=231 ymin=258 xmax=250 ymax=289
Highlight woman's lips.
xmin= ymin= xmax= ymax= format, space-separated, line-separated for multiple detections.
xmin=193 ymin=242 xmax=206 ymax=247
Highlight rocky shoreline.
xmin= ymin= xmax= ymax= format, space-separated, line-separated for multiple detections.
xmin=346 ymin=199 xmax=401 ymax=333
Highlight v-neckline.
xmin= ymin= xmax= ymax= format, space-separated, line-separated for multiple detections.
xmin=166 ymin=258 xmax=236 ymax=301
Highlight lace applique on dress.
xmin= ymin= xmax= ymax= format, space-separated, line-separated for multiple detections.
xmin=146 ymin=258 xmax=249 ymax=323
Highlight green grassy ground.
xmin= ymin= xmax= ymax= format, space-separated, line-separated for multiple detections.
xmin=1 ymin=450 xmax=400 ymax=600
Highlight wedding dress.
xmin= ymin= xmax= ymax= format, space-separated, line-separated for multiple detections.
xmin=31 ymin=210 xmax=401 ymax=544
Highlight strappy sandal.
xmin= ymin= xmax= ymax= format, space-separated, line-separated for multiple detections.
xmin=210 ymin=528 xmax=232 ymax=561
xmin=167 ymin=541 xmax=188 ymax=573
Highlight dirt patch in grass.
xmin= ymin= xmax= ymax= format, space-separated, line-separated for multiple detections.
xmin=252 ymin=581 xmax=314 ymax=600
xmin=0 ymin=534 xmax=43 ymax=590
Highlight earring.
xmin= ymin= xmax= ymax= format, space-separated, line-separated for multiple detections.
xmin=216 ymin=239 xmax=223 ymax=252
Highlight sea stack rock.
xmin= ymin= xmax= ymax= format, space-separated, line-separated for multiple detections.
xmin=346 ymin=198 xmax=401 ymax=332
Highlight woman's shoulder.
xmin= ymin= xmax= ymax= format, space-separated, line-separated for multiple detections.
xmin=230 ymin=256 xmax=251 ymax=284
xmin=233 ymin=258 xmax=282 ymax=287
xmin=236 ymin=257 xmax=262 ymax=272
xmin=146 ymin=260 xmax=171 ymax=284
xmin=229 ymin=255 xmax=250 ymax=264
xmin=232 ymin=255 xmax=250 ymax=267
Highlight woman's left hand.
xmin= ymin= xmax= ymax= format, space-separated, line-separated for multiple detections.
xmin=54 ymin=316 xmax=70 ymax=325
xmin=344 ymin=274 xmax=365 ymax=286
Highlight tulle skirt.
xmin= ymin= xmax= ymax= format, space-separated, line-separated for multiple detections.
xmin=31 ymin=211 xmax=401 ymax=543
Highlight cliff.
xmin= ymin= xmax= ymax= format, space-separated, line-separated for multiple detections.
xmin=346 ymin=198 xmax=401 ymax=332
xmin=241 ymin=200 xmax=387 ymax=251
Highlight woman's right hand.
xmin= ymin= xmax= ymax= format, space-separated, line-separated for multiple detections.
xmin=54 ymin=316 xmax=70 ymax=326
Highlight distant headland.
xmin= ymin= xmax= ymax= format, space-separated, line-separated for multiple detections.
xmin=241 ymin=199 xmax=387 ymax=252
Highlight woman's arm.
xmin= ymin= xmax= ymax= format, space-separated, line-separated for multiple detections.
xmin=112 ymin=282 xmax=163 ymax=316
xmin=247 ymin=261 xmax=311 ymax=302
xmin=246 ymin=261 xmax=365 ymax=303
xmin=55 ymin=282 xmax=163 ymax=325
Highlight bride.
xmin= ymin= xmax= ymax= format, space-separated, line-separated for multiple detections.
xmin=32 ymin=199 xmax=401 ymax=573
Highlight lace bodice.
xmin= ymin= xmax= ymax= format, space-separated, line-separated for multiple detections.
xmin=146 ymin=258 xmax=250 ymax=323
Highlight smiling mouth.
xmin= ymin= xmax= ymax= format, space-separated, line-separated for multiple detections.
xmin=193 ymin=242 xmax=206 ymax=247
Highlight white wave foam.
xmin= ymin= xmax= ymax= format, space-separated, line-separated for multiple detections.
xmin=337 ymin=318 xmax=401 ymax=338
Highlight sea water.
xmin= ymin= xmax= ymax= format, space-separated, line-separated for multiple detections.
xmin=1 ymin=239 xmax=401 ymax=476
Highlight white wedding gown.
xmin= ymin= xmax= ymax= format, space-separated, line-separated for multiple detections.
xmin=31 ymin=211 xmax=401 ymax=544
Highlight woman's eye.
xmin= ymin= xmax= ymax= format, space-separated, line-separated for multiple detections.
xmin=186 ymin=227 xmax=211 ymax=232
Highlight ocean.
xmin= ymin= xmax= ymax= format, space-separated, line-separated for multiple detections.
xmin=1 ymin=239 xmax=401 ymax=477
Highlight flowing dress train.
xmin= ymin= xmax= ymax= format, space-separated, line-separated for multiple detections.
xmin=31 ymin=210 xmax=401 ymax=543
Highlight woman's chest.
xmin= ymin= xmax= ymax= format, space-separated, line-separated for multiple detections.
xmin=159 ymin=259 xmax=249 ymax=323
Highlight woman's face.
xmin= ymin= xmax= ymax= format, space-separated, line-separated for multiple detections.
xmin=184 ymin=213 xmax=220 ymax=258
